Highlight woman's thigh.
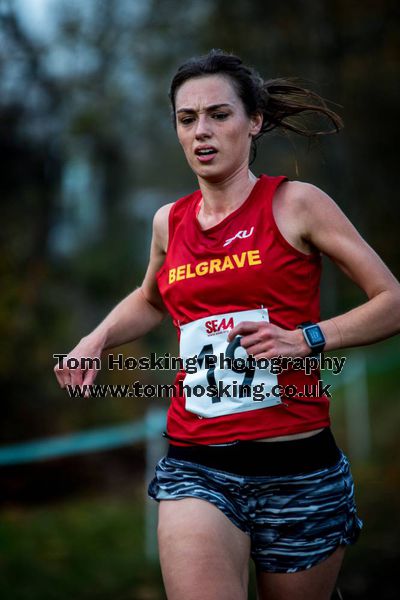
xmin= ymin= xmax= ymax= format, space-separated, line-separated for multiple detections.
xmin=158 ymin=497 xmax=251 ymax=600
xmin=256 ymin=545 xmax=346 ymax=600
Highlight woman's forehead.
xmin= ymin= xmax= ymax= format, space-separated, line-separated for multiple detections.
xmin=175 ymin=75 xmax=240 ymax=112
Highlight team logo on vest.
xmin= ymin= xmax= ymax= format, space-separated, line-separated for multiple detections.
xmin=205 ymin=316 xmax=234 ymax=336
xmin=223 ymin=226 xmax=254 ymax=247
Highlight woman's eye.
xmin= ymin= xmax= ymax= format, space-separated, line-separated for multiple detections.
xmin=213 ymin=112 xmax=229 ymax=120
xmin=179 ymin=117 xmax=194 ymax=125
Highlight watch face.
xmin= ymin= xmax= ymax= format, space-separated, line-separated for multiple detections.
xmin=305 ymin=325 xmax=325 ymax=347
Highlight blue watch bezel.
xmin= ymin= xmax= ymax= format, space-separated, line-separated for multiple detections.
xmin=297 ymin=322 xmax=326 ymax=355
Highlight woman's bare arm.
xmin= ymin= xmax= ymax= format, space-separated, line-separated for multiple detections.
xmin=54 ymin=202 xmax=172 ymax=388
xmin=228 ymin=181 xmax=400 ymax=357
xmin=297 ymin=182 xmax=400 ymax=351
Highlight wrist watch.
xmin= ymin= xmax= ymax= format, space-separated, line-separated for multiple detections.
xmin=297 ymin=321 xmax=326 ymax=356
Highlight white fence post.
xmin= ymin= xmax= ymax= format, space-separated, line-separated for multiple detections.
xmin=144 ymin=407 xmax=167 ymax=562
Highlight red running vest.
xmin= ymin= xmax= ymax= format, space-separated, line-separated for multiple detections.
xmin=156 ymin=174 xmax=330 ymax=445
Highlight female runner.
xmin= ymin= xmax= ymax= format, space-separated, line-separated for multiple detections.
xmin=55 ymin=50 xmax=400 ymax=599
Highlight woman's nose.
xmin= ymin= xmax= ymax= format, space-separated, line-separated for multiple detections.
xmin=195 ymin=114 xmax=211 ymax=138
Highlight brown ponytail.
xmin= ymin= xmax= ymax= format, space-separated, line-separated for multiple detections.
xmin=257 ymin=77 xmax=343 ymax=138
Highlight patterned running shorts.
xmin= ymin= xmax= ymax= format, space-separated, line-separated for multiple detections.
xmin=148 ymin=450 xmax=363 ymax=573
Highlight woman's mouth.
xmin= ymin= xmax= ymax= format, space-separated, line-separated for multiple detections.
xmin=195 ymin=147 xmax=218 ymax=163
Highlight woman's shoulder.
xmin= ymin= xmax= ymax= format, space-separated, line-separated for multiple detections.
xmin=153 ymin=202 xmax=174 ymax=225
xmin=272 ymin=179 xmax=339 ymax=255
xmin=275 ymin=178 xmax=330 ymax=204
xmin=274 ymin=178 xmax=340 ymax=222
xmin=154 ymin=188 xmax=199 ymax=221
xmin=152 ymin=189 xmax=197 ymax=253
xmin=153 ymin=191 xmax=197 ymax=229
xmin=152 ymin=203 xmax=174 ymax=255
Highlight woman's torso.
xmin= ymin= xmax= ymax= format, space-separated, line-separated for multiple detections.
xmin=156 ymin=174 xmax=330 ymax=445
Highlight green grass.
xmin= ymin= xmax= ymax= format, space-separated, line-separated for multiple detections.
xmin=0 ymin=488 xmax=165 ymax=600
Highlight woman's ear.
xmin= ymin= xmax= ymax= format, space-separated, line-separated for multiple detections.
xmin=249 ymin=112 xmax=263 ymax=137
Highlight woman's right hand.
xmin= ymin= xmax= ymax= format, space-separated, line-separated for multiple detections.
xmin=54 ymin=334 xmax=105 ymax=394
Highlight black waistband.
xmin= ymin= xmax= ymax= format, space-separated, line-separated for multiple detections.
xmin=166 ymin=428 xmax=341 ymax=476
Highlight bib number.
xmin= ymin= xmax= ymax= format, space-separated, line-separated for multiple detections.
xmin=179 ymin=308 xmax=282 ymax=418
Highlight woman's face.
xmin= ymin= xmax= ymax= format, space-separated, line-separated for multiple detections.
xmin=174 ymin=74 xmax=262 ymax=182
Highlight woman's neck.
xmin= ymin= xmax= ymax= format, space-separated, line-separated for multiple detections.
xmin=197 ymin=167 xmax=258 ymax=224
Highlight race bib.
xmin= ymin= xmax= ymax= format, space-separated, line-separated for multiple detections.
xmin=179 ymin=308 xmax=282 ymax=418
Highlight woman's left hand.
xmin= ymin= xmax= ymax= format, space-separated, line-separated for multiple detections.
xmin=226 ymin=321 xmax=310 ymax=360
